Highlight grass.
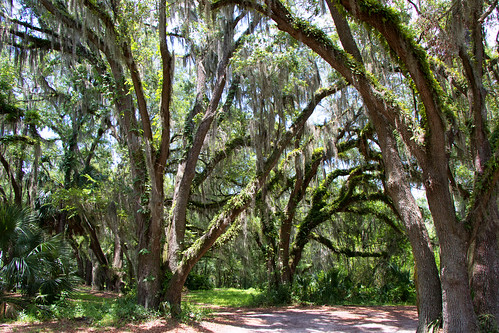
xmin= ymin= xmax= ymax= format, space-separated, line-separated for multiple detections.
xmin=186 ymin=288 xmax=262 ymax=308
xmin=70 ymin=288 xmax=109 ymax=303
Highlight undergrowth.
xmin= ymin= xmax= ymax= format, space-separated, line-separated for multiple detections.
xmin=4 ymin=288 xmax=158 ymax=327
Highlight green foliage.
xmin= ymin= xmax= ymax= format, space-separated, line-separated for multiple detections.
xmin=478 ymin=314 xmax=499 ymax=333
xmin=0 ymin=59 xmax=21 ymax=122
xmin=185 ymin=272 xmax=214 ymax=291
xmin=107 ymin=292 xmax=154 ymax=322
xmin=251 ymin=284 xmax=295 ymax=306
xmin=13 ymin=288 xmax=158 ymax=325
xmin=160 ymin=300 xmax=213 ymax=322
xmin=0 ymin=204 xmax=78 ymax=304
xmin=0 ymin=204 xmax=30 ymax=250
xmin=377 ymin=263 xmax=416 ymax=304
xmin=294 ymin=268 xmax=353 ymax=304
xmin=294 ymin=265 xmax=415 ymax=305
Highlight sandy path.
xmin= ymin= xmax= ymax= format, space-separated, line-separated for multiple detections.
xmin=198 ymin=306 xmax=418 ymax=333
xmin=1 ymin=305 xmax=417 ymax=332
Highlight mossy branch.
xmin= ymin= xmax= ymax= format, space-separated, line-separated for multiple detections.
xmin=309 ymin=232 xmax=388 ymax=258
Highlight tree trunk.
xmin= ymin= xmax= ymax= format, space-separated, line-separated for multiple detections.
xmin=278 ymin=140 xmax=303 ymax=286
xmin=372 ymin=113 xmax=442 ymax=332
xmin=279 ymin=148 xmax=322 ymax=286
xmin=106 ymin=201 xmax=124 ymax=291
xmin=84 ymin=256 xmax=92 ymax=286
xmin=324 ymin=4 xmax=442 ymax=329
xmin=455 ymin=0 xmax=499 ymax=324
xmin=28 ymin=143 xmax=41 ymax=208
xmin=165 ymin=265 xmax=191 ymax=317
xmin=424 ymin=167 xmax=477 ymax=332
xmin=91 ymin=256 xmax=103 ymax=290
xmin=109 ymin=60 xmax=153 ymax=307
xmin=112 ymin=233 xmax=123 ymax=291
xmin=0 ymin=151 xmax=22 ymax=206
xmin=259 ymin=197 xmax=280 ymax=290
xmin=469 ymin=199 xmax=499 ymax=327
xmin=137 ymin=172 xmax=164 ymax=309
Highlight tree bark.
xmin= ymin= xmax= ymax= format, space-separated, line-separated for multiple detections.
xmin=372 ymin=112 xmax=442 ymax=332
xmin=469 ymin=202 xmax=499 ymax=326
xmin=0 ymin=151 xmax=22 ymax=206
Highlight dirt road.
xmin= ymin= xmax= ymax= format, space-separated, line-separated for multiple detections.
xmin=196 ymin=305 xmax=418 ymax=333
xmin=1 ymin=305 xmax=418 ymax=332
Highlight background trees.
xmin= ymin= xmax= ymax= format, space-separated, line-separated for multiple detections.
xmin=1 ymin=0 xmax=498 ymax=332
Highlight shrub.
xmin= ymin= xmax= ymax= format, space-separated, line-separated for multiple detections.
xmin=185 ymin=272 xmax=213 ymax=291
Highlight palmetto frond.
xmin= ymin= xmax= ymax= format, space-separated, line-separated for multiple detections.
xmin=0 ymin=203 xmax=78 ymax=302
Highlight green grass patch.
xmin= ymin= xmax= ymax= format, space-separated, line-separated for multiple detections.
xmin=70 ymin=288 xmax=109 ymax=303
xmin=186 ymin=288 xmax=262 ymax=307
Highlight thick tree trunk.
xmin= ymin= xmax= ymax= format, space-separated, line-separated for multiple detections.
xmin=84 ymin=257 xmax=92 ymax=286
xmin=136 ymin=173 xmax=164 ymax=309
xmin=106 ymin=202 xmax=124 ymax=291
xmin=112 ymin=233 xmax=123 ymax=291
xmin=469 ymin=198 xmax=499 ymax=326
xmin=91 ymin=257 xmax=103 ymax=290
xmin=165 ymin=265 xmax=191 ymax=317
xmin=259 ymin=198 xmax=280 ymax=290
xmin=0 ymin=152 xmax=22 ymax=206
xmin=372 ymin=115 xmax=442 ymax=332
xmin=425 ymin=168 xmax=477 ymax=332
xmin=167 ymin=162 xmax=193 ymax=272
xmin=455 ymin=0 xmax=499 ymax=324
xmin=79 ymin=215 xmax=117 ymax=290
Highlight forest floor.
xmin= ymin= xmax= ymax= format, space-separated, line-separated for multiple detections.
xmin=1 ymin=288 xmax=418 ymax=332
xmin=1 ymin=305 xmax=418 ymax=332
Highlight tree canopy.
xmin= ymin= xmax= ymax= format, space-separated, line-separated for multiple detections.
xmin=1 ymin=0 xmax=498 ymax=332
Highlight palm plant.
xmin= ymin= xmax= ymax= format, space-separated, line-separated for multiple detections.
xmin=0 ymin=203 xmax=78 ymax=303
